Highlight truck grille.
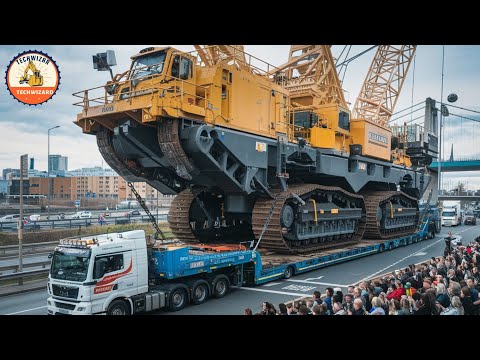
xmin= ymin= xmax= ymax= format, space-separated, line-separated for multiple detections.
xmin=54 ymin=302 xmax=76 ymax=310
xmin=52 ymin=285 xmax=79 ymax=299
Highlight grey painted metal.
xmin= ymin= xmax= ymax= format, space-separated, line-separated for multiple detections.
xmin=0 ymin=260 xmax=51 ymax=273
xmin=0 ymin=268 xmax=49 ymax=281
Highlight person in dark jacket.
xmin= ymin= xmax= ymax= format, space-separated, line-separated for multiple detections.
xmin=414 ymin=293 xmax=438 ymax=315
xmin=461 ymin=286 xmax=475 ymax=315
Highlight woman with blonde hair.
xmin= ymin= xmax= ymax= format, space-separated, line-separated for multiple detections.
xmin=440 ymin=296 xmax=464 ymax=315
xmin=436 ymin=282 xmax=450 ymax=308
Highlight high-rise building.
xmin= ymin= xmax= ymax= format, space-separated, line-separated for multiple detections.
xmin=49 ymin=155 xmax=68 ymax=172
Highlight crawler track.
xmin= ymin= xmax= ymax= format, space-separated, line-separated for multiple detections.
xmin=251 ymin=184 xmax=366 ymax=254
xmin=362 ymin=190 xmax=418 ymax=240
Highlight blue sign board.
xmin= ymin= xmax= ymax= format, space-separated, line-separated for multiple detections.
xmin=74 ymin=200 xmax=80 ymax=206
xmin=86 ymin=192 xmax=91 ymax=198
xmin=92 ymin=192 xmax=96 ymax=198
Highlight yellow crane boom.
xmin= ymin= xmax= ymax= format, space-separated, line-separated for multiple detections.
xmin=352 ymin=45 xmax=417 ymax=127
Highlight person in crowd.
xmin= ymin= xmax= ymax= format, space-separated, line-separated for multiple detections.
xmin=297 ymin=305 xmax=308 ymax=315
xmin=244 ymin=308 xmax=252 ymax=315
xmin=353 ymin=286 xmax=366 ymax=309
xmin=414 ymin=293 xmax=438 ymax=315
xmin=333 ymin=287 xmax=343 ymax=303
xmin=369 ymin=297 xmax=385 ymax=315
xmin=311 ymin=304 xmax=321 ymax=315
xmin=466 ymin=277 xmax=479 ymax=302
xmin=439 ymin=296 xmax=464 ymax=315
xmin=319 ymin=302 xmax=329 ymax=315
xmin=343 ymin=293 xmax=354 ymax=313
xmin=305 ymin=299 xmax=314 ymax=315
xmin=278 ymin=303 xmax=288 ymax=315
xmin=436 ymin=282 xmax=451 ymax=308
xmin=347 ymin=285 xmax=355 ymax=296
xmin=404 ymin=282 xmax=416 ymax=298
xmin=460 ymin=286 xmax=475 ymax=315
xmin=419 ymin=278 xmax=432 ymax=294
xmin=312 ymin=291 xmax=322 ymax=306
xmin=388 ymin=299 xmax=403 ymax=315
xmin=286 ymin=303 xmax=297 ymax=315
xmin=351 ymin=298 xmax=366 ymax=315
xmin=333 ymin=302 xmax=346 ymax=315
xmin=399 ymin=297 xmax=411 ymax=315
xmin=323 ymin=287 xmax=334 ymax=314
xmin=386 ymin=280 xmax=405 ymax=301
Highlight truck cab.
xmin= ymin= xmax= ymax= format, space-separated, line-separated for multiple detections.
xmin=47 ymin=231 xmax=147 ymax=315
xmin=441 ymin=206 xmax=461 ymax=226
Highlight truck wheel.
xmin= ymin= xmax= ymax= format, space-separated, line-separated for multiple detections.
xmin=168 ymin=287 xmax=188 ymax=312
xmin=283 ymin=266 xmax=294 ymax=279
xmin=191 ymin=281 xmax=209 ymax=305
xmin=407 ymin=237 xmax=412 ymax=245
xmin=212 ymin=275 xmax=230 ymax=299
xmin=378 ymin=244 xmax=385 ymax=253
xmin=107 ymin=299 xmax=129 ymax=315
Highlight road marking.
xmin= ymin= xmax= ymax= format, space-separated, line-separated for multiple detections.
xmin=305 ymin=275 xmax=324 ymax=281
xmin=234 ymin=286 xmax=313 ymax=298
xmin=354 ymin=225 xmax=478 ymax=284
xmin=282 ymin=284 xmax=316 ymax=292
xmin=413 ymin=252 xmax=427 ymax=256
xmin=5 ymin=305 xmax=47 ymax=315
xmin=286 ymin=279 xmax=349 ymax=288
xmin=262 ymin=282 xmax=281 ymax=287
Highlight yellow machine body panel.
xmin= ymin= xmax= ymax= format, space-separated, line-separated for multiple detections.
xmin=350 ymin=119 xmax=391 ymax=161
xmin=310 ymin=127 xmax=335 ymax=149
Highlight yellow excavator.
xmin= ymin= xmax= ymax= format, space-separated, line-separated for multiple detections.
xmin=19 ymin=61 xmax=43 ymax=86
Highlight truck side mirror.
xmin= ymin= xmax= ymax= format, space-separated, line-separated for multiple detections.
xmin=94 ymin=258 xmax=108 ymax=279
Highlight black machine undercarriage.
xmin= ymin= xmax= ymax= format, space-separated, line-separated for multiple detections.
xmin=95 ymin=118 xmax=429 ymax=254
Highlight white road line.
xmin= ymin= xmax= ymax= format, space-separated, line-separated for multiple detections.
xmin=286 ymin=279 xmax=349 ymax=288
xmin=262 ymin=282 xmax=281 ymax=287
xmin=5 ymin=305 xmax=47 ymax=315
xmin=234 ymin=286 xmax=312 ymax=297
xmin=354 ymin=226 xmax=478 ymax=284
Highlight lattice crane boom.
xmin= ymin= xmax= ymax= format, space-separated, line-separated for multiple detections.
xmin=352 ymin=45 xmax=417 ymax=127
xmin=271 ymin=45 xmax=347 ymax=108
xmin=194 ymin=45 xmax=249 ymax=71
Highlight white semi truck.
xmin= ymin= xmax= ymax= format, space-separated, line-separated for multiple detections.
xmin=441 ymin=201 xmax=462 ymax=226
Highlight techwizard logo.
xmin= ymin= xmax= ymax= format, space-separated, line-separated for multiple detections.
xmin=94 ymin=260 xmax=132 ymax=294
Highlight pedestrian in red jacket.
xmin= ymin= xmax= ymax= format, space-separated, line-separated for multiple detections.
xmin=386 ymin=281 xmax=406 ymax=301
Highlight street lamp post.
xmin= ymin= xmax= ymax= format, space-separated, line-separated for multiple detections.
xmin=47 ymin=126 xmax=60 ymax=220
xmin=436 ymin=45 xmax=457 ymax=198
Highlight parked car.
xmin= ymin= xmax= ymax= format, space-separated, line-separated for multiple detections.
xmin=0 ymin=214 xmax=21 ymax=223
xmin=464 ymin=213 xmax=477 ymax=225
xmin=29 ymin=214 xmax=41 ymax=221
xmin=72 ymin=211 xmax=93 ymax=219
xmin=124 ymin=210 xmax=141 ymax=216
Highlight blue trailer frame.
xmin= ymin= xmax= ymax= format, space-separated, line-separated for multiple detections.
xmin=150 ymin=219 xmax=430 ymax=288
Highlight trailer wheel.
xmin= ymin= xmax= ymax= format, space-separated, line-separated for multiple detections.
xmin=212 ymin=275 xmax=230 ymax=299
xmin=168 ymin=287 xmax=188 ymax=312
xmin=283 ymin=266 xmax=294 ymax=279
xmin=414 ymin=235 xmax=419 ymax=243
xmin=191 ymin=281 xmax=209 ymax=305
xmin=107 ymin=299 xmax=129 ymax=315
xmin=378 ymin=244 xmax=385 ymax=253
xmin=407 ymin=237 xmax=412 ymax=245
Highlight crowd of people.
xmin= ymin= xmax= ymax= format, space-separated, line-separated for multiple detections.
xmin=244 ymin=234 xmax=480 ymax=315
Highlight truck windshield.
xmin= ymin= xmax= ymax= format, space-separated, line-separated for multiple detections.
xmin=442 ymin=211 xmax=455 ymax=217
xmin=51 ymin=247 xmax=91 ymax=282
xmin=130 ymin=51 xmax=166 ymax=80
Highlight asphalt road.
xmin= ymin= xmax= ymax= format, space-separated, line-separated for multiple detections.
xmin=1 ymin=224 xmax=478 ymax=315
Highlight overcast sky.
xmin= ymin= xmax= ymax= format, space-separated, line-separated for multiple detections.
xmin=1 ymin=45 xmax=479 ymax=188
